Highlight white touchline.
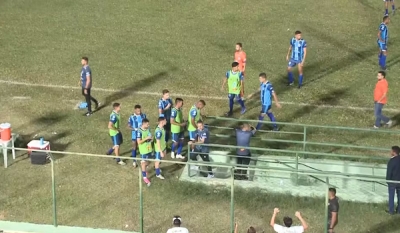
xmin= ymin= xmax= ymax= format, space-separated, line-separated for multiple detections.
xmin=1 ymin=79 xmax=399 ymax=113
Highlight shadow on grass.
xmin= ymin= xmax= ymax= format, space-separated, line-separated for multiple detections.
xmin=95 ymin=67 xmax=178 ymax=112
xmin=359 ymin=216 xmax=400 ymax=233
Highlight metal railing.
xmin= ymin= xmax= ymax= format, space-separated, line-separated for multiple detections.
xmin=1 ymin=146 xmax=398 ymax=233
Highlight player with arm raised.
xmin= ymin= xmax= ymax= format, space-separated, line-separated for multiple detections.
xmin=286 ymin=31 xmax=307 ymax=89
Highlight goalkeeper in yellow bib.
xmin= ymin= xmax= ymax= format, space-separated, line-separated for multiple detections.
xmin=137 ymin=118 xmax=153 ymax=186
xmin=154 ymin=117 xmax=167 ymax=180
xmin=187 ymin=100 xmax=206 ymax=143
xmin=221 ymin=62 xmax=246 ymax=117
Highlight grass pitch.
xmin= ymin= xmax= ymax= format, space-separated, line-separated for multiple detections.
xmin=2 ymin=0 xmax=400 ymax=232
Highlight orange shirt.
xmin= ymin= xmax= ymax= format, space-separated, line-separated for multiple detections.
xmin=374 ymin=79 xmax=388 ymax=104
xmin=234 ymin=51 xmax=246 ymax=72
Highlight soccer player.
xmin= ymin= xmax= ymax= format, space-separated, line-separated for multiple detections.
xmin=136 ymin=118 xmax=153 ymax=186
xmin=286 ymin=31 xmax=307 ymax=88
xmin=79 ymin=57 xmax=99 ymax=116
xmin=187 ymin=100 xmax=206 ymax=143
xmin=189 ymin=120 xmax=214 ymax=178
xmin=384 ymin=0 xmax=396 ymax=16
xmin=154 ymin=117 xmax=167 ymax=180
xmin=378 ymin=16 xmax=390 ymax=70
xmin=171 ymin=98 xmax=186 ymax=159
xmin=158 ymin=89 xmax=173 ymax=145
xmin=106 ymin=103 xmax=125 ymax=165
xmin=128 ymin=104 xmax=147 ymax=168
xmin=221 ymin=62 xmax=246 ymax=116
xmin=234 ymin=43 xmax=247 ymax=97
xmin=249 ymin=73 xmax=281 ymax=131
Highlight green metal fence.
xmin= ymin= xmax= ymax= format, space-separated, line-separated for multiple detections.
xmin=2 ymin=146 xmax=399 ymax=233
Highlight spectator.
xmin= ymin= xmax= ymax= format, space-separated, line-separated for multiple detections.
xmin=235 ymin=123 xmax=256 ymax=180
xmin=270 ymin=208 xmax=308 ymax=233
xmin=166 ymin=216 xmax=189 ymax=233
xmin=386 ymin=146 xmax=400 ymax=215
xmin=234 ymin=222 xmax=257 ymax=233
xmin=327 ymin=188 xmax=339 ymax=233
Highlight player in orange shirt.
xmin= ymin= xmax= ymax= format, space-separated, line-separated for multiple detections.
xmin=234 ymin=43 xmax=246 ymax=97
xmin=373 ymin=71 xmax=393 ymax=128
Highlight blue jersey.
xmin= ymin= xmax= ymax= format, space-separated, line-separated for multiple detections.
xmin=260 ymin=81 xmax=274 ymax=106
xmin=80 ymin=65 xmax=92 ymax=88
xmin=290 ymin=37 xmax=307 ymax=62
xmin=378 ymin=23 xmax=389 ymax=44
xmin=158 ymin=98 xmax=173 ymax=119
xmin=128 ymin=113 xmax=146 ymax=129
xmin=195 ymin=128 xmax=210 ymax=151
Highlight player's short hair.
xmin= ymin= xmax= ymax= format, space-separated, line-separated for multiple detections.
xmin=236 ymin=42 xmax=243 ymax=48
xmin=112 ymin=103 xmax=120 ymax=108
xmin=259 ymin=73 xmax=267 ymax=79
xmin=295 ymin=30 xmax=302 ymax=35
xmin=197 ymin=120 xmax=204 ymax=125
xmin=247 ymin=227 xmax=256 ymax=233
xmin=392 ymin=146 xmax=400 ymax=155
xmin=199 ymin=100 xmax=206 ymax=106
xmin=329 ymin=187 xmax=336 ymax=195
xmin=134 ymin=104 xmax=141 ymax=109
xmin=142 ymin=118 xmax=149 ymax=123
xmin=158 ymin=117 xmax=166 ymax=122
xmin=283 ymin=216 xmax=293 ymax=227
xmin=172 ymin=216 xmax=181 ymax=226
xmin=82 ymin=56 xmax=89 ymax=62
xmin=383 ymin=15 xmax=389 ymax=22
xmin=378 ymin=71 xmax=386 ymax=78
xmin=175 ymin=98 xmax=183 ymax=104
xmin=162 ymin=89 xmax=169 ymax=95
xmin=232 ymin=62 xmax=239 ymax=67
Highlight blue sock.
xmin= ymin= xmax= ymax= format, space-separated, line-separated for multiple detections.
xmin=381 ymin=55 xmax=387 ymax=68
xmin=386 ymin=9 xmax=389 ymax=15
xmin=171 ymin=142 xmax=177 ymax=153
xmin=107 ymin=148 xmax=114 ymax=155
xmin=116 ymin=157 xmax=121 ymax=162
xmin=229 ymin=98 xmax=234 ymax=113
xmin=393 ymin=5 xmax=395 ymax=10
xmin=155 ymin=168 xmax=161 ymax=176
xmin=288 ymin=71 xmax=294 ymax=83
xmin=237 ymin=98 xmax=245 ymax=109
xmin=177 ymin=141 xmax=184 ymax=154
xmin=256 ymin=115 xmax=265 ymax=130
xmin=267 ymin=112 xmax=277 ymax=128
xmin=298 ymin=74 xmax=303 ymax=86
xmin=142 ymin=171 xmax=147 ymax=178
xmin=131 ymin=149 xmax=136 ymax=158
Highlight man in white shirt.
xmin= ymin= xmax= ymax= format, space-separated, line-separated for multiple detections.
xmin=166 ymin=216 xmax=189 ymax=233
xmin=270 ymin=208 xmax=308 ymax=233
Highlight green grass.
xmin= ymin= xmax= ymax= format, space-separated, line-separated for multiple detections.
xmin=2 ymin=0 xmax=400 ymax=232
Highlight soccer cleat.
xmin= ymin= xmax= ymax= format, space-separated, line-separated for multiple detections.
xmin=225 ymin=112 xmax=233 ymax=117
xmin=132 ymin=161 xmax=137 ymax=168
xmin=287 ymin=82 xmax=294 ymax=86
xmin=176 ymin=154 xmax=185 ymax=159
xmin=84 ymin=112 xmax=92 ymax=116
xmin=387 ymin=120 xmax=394 ymax=128
xmin=143 ymin=177 xmax=151 ymax=186
xmin=207 ymin=174 xmax=214 ymax=178
xmin=298 ymin=85 xmax=302 ymax=89
xmin=171 ymin=152 xmax=175 ymax=159
xmin=94 ymin=102 xmax=100 ymax=110
xmin=240 ymin=108 xmax=247 ymax=115
xmin=156 ymin=174 xmax=165 ymax=180
xmin=118 ymin=160 xmax=126 ymax=165
xmin=373 ymin=125 xmax=379 ymax=129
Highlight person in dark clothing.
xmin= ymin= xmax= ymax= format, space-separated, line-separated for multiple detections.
xmin=386 ymin=145 xmax=400 ymax=214
xmin=327 ymin=188 xmax=339 ymax=233
xmin=234 ymin=123 xmax=256 ymax=180
xmin=189 ymin=120 xmax=214 ymax=178
xmin=80 ymin=57 xmax=99 ymax=116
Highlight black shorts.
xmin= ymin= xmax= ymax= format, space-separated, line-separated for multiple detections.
xmin=237 ymin=153 xmax=251 ymax=165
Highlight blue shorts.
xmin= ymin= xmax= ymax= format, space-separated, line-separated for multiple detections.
xmin=378 ymin=41 xmax=387 ymax=51
xmin=288 ymin=59 xmax=302 ymax=67
xmin=141 ymin=152 xmax=152 ymax=161
xmin=131 ymin=130 xmax=137 ymax=140
xmin=189 ymin=130 xmax=197 ymax=140
xmin=172 ymin=131 xmax=185 ymax=142
xmin=228 ymin=93 xmax=241 ymax=100
xmin=111 ymin=133 xmax=123 ymax=146
xmin=260 ymin=105 xmax=272 ymax=114
xmin=154 ymin=151 xmax=165 ymax=160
